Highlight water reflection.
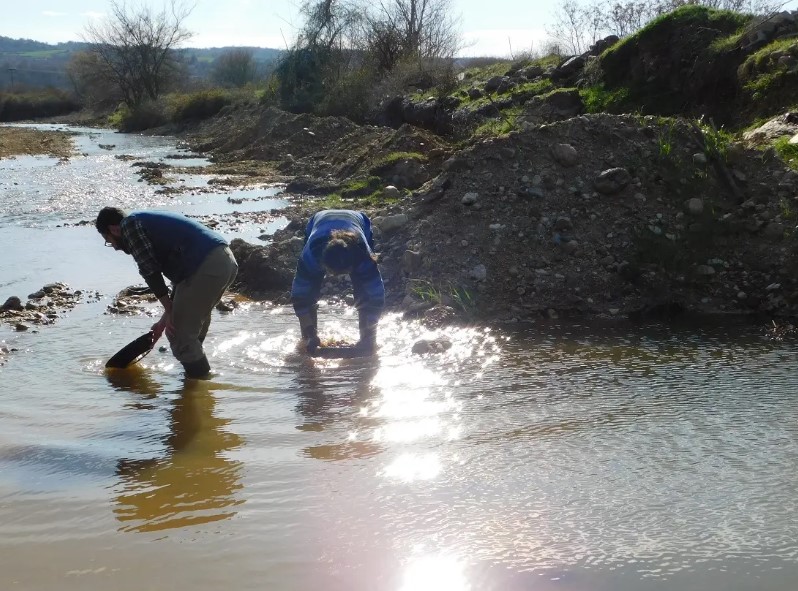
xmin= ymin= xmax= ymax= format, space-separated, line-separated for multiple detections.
xmin=110 ymin=372 xmax=243 ymax=532
xmin=295 ymin=356 xmax=384 ymax=461
xmin=105 ymin=365 xmax=160 ymax=404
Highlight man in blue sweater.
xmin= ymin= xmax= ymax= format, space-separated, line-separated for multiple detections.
xmin=96 ymin=207 xmax=238 ymax=378
xmin=291 ymin=210 xmax=385 ymax=355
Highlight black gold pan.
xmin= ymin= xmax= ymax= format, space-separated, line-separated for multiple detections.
xmin=311 ymin=345 xmax=373 ymax=359
xmin=105 ymin=331 xmax=155 ymax=368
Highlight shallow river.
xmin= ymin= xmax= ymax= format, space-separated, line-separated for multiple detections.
xmin=1 ymin=124 xmax=797 ymax=591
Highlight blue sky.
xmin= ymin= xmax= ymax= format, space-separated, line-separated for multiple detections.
xmin=4 ymin=0 xmax=798 ymax=58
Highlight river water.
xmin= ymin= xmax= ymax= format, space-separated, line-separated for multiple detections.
xmin=1 ymin=124 xmax=797 ymax=591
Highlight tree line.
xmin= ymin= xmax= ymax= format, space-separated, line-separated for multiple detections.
xmin=4 ymin=0 xmax=789 ymax=125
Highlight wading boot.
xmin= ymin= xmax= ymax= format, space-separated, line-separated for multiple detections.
xmin=182 ymin=355 xmax=211 ymax=379
xmin=356 ymin=313 xmax=377 ymax=354
xmin=299 ymin=306 xmax=320 ymax=353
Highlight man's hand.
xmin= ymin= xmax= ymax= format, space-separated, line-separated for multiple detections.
xmin=151 ymin=311 xmax=174 ymax=342
xmin=152 ymin=294 xmax=174 ymax=342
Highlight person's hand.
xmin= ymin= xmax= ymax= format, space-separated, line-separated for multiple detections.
xmin=151 ymin=311 xmax=174 ymax=343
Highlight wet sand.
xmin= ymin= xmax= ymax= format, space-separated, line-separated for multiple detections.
xmin=0 ymin=126 xmax=74 ymax=159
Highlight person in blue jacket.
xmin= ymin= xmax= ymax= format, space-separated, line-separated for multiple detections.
xmin=291 ymin=210 xmax=385 ymax=354
xmin=96 ymin=207 xmax=238 ymax=378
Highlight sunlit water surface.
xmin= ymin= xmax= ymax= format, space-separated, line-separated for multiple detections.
xmin=1 ymin=125 xmax=797 ymax=591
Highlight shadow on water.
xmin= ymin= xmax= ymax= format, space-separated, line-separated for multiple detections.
xmin=106 ymin=369 xmax=244 ymax=533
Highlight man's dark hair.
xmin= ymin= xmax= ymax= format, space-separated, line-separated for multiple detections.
xmin=95 ymin=207 xmax=127 ymax=234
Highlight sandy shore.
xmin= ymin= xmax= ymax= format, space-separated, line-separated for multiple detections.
xmin=0 ymin=126 xmax=75 ymax=159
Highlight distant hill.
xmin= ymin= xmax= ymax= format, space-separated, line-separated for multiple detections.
xmin=180 ymin=46 xmax=283 ymax=81
xmin=0 ymin=36 xmax=282 ymax=91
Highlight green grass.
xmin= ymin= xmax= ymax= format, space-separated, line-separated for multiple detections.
xmin=743 ymin=38 xmax=798 ymax=75
xmin=410 ymin=280 xmax=477 ymax=317
xmin=455 ymin=55 xmax=557 ymax=97
xmin=18 ymin=49 xmax=67 ymax=58
xmin=450 ymin=286 xmax=477 ymax=317
xmin=411 ymin=279 xmax=443 ymax=304
xmin=456 ymin=77 xmax=554 ymax=111
xmin=739 ymin=39 xmax=798 ymax=97
xmin=512 ymin=78 xmax=554 ymax=97
xmin=735 ymin=39 xmax=798 ymax=123
xmin=774 ymin=135 xmax=798 ymax=170
xmin=459 ymin=61 xmax=513 ymax=84
xmin=316 ymin=176 xmax=403 ymax=208
xmin=580 ymin=84 xmax=630 ymax=113
xmin=376 ymin=151 xmax=427 ymax=166
xmin=698 ymin=119 xmax=733 ymax=163
xmin=474 ymin=106 xmax=521 ymax=137
xmin=658 ymin=120 xmax=676 ymax=160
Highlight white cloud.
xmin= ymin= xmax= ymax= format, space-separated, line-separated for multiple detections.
xmin=461 ymin=28 xmax=549 ymax=58
xmin=42 ymin=11 xmax=66 ymax=17
xmin=83 ymin=11 xmax=104 ymax=20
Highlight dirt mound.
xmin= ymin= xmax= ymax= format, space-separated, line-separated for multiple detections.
xmin=185 ymin=103 xmax=798 ymax=322
xmin=375 ymin=113 xmax=798 ymax=320
xmin=188 ymin=104 xmax=360 ymax=163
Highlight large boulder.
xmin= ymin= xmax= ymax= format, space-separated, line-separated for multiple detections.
xmin=229 ymin=238 xmax=293 ymax=296
xmin=518 ymin=89 xmax=584 ymax=127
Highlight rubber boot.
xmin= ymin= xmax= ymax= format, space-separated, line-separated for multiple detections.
xmin=182 ymin=355 xmax=211 ymax=379
xmin=299 ymin=307 xmax=320 ymax=353
xmin=357 ymin=313 xmax=377 ymax=353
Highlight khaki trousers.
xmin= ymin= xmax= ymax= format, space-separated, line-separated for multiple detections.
xmin=169 ymin=245 xmax=238 ymax=364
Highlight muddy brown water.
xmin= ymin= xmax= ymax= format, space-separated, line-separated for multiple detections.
xmin=1 ymin=124 xmax=797 ymax=591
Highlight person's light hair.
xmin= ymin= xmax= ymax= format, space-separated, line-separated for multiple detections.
xmin=321 ymin=230 xmax=376 ymax=273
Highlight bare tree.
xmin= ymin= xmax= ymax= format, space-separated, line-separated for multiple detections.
xmin=83 ymin=0 xmax=194 ymax=107
xmin=212 ymin=49 xmax=258 ymax=87
xmin=603 ymin=1 xmax=652 ymax=38
xmin=547 ymin=0 xmax=594 ymax=54
xmin=66 ymin=50 xmax=124 ymax=108
xmin=298 ymin=0 xmax=362 ymax=51
xmin=372 ymin=0 xmax=462 ymax=60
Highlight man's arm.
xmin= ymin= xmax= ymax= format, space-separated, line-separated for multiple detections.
xmin=291 ymin=257 xmax=324 ymax=351
xmin=122 ymin=218 xmax=173 ymax=340
xmin=122 ymin=218 xmax=168 ymax=298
